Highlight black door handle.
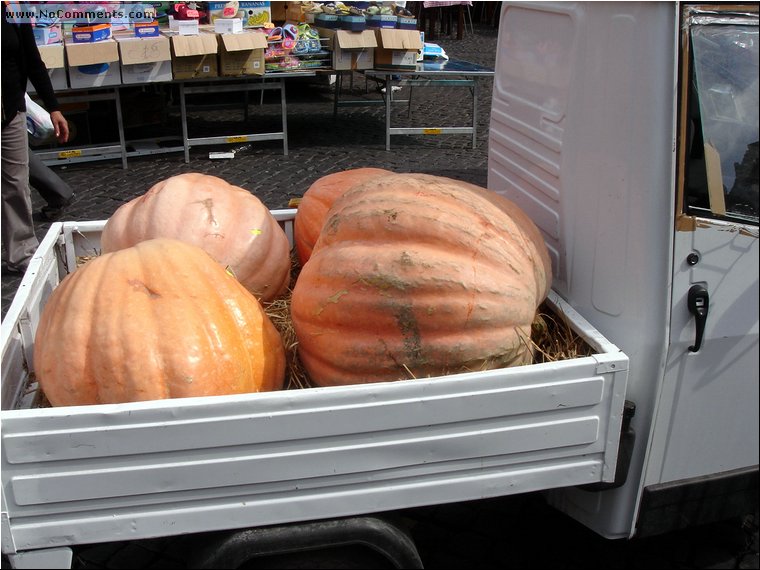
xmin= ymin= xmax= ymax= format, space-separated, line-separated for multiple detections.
xmin=687 ymin=284 xmax=709 ymax=352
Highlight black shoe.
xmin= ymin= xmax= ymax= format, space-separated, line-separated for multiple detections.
xmin=41 ymin=193 xmax=75 ymax=221
xmin=2 ymin=260 xmax=30 ymax=276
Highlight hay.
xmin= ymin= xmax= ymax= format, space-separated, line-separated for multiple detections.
xmin=264 ymin=289 xmax=312 ymax=391
xmin=76 ymin=255 xmax=97 ymax=267
xmin=263 ymin=248 xmax=314 ymax=390
xmin=530 ymin=303 xmax=595 ymax=363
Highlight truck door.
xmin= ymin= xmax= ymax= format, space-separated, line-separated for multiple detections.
xmin=644 ymin=6 xmax=758 ymax=493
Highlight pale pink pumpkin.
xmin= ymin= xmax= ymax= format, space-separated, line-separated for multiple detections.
xmin=101 ymin=173 xmax=290 ymax=302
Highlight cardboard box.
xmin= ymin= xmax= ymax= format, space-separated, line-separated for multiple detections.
xmin=33 ymin=24 xmax=63 ymax=45
xmin=285 ymin=1 xmax=306 ymax=23
xmin=27 ymin=43 xmax=68 ymax=93
xmin=116 ymin=35 xmax=173 ymax=84
xmin=215 ymin=18 xmax=243 ymax=34
xmin=271 ymin=1 xmax=287 ymax=22
xmin=319 ymin=28 xmax=376 ymax=71
xmin=373 ymin=28 xmax=422 ymax=70
xmin=217 ymin=30 xmax=268 ymax=76
xmin=169 ymin=31 xmax=219 ymax=79
xmin=65 ymin=38 xmax=121 ymax=88
xmin=71 ymin=23 xmax=112 ymax=43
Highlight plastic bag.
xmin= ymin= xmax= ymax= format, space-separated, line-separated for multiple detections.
xmin=24 ymin=94 xmax=55 ymax=142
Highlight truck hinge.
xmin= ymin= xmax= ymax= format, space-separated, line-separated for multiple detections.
xmin=578 ymin=400 xmax=637 ymax=492
xmin=5 ymin=547 xmax=73 ymax=569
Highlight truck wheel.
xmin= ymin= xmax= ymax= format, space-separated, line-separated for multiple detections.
xmin=242 ymin=544 xmax=396 ymax=569
xmin=189 ymin=516 xmax=423 ymax=569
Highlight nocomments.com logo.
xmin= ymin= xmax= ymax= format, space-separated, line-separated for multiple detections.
xmin=4 ymin=2 xmax=158 ymax=25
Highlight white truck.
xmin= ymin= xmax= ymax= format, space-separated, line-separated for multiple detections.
xmin=1 ymin=2 xmax=757 ymax=568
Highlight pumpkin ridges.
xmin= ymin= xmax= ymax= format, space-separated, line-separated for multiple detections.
xmin=291 ymin=173 xmax=550 ymax=387
xmin=96 ymin=245 xmax=168 ymax=403
xmin=294 ymin=322 xmax=533 ymax=383
xmin=439 ymin=176 xmax=552 ymax=301
xmin=300 ymin=243 xmax=538 ymax=323
xmin=147 ymin=239 xmax=285 ymax=397
xmin=151 ymin=242 xmax=239 ymax=399
xmin=36 ymin=259 xmax=99 ymax=403
xmin=34 ymin=238 xmax=286 ymax=406
xmin=204 ymin=258 xmax=287 ymax=394
xmin=313 ymin=182 xmax=546 ymax=304
xmin=293 ymin=262 xmax=536 ymax=362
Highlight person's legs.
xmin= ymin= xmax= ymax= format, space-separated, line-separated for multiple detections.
xmin=29 ymin=149 xmax=75 ymax=220
xmin=2 ymin=111 xmax=38 ymax=271
xmin=29 ymin=149 xmax=74 ymax=206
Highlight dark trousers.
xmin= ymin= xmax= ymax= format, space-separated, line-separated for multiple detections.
xmin=29 ymin=149 xmax=73 ymax=207
xmin=1 ymin=111 xmax=37 ymax=268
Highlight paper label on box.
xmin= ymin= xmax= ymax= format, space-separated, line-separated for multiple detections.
xmin=392 ymin=51 xmax=417 ymax=66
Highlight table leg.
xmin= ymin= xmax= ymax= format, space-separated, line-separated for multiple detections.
xmin=280 ymin=79 xmax=289 ymax=156
xmin=385 ymin=73 xmax=392 ymax=151
xmin=458 ymin=5 xmax=464 ymax=40
xmin=333 ymin=72 xmax=342 ymax=117
xmin=114 ymin=88 xmax=127 ymax=169
xmin=472 ymin=78 xmax=478 ymax=148
xmin=180 ymin=82 xmax=189 ymax=164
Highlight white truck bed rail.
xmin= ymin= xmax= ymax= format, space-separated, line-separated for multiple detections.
xmin=1 ymin=212 xmax=628 ymax=555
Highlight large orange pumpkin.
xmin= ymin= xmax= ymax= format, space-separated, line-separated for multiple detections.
xmin=294 ymin=167 xmax=393 ymax=265
xmin=34 ymin=238 xmax=286 ymax=406
xmin=290 ymin=173 xmax=552 ymax=387
xmin=101 ymin=173 xmax=291 ymax=302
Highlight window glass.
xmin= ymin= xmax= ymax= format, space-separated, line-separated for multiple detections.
xmin=687 ymin=22 xmax=758 ymax=223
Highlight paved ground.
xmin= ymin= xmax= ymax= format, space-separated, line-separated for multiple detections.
xmin=1 ymin=19 xmax=758 ymax=570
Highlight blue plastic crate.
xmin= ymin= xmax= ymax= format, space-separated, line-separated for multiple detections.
xmin=339 ymin=15 xmax=367 ymax=31
xmin=366 ymin=14 xmax=397 ymax=29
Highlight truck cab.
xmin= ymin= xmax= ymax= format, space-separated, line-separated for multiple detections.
xmin=488 ymin=1 xmax=758 ymax=539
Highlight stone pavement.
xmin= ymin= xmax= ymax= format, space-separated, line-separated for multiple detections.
xmin=1 ymin=19 xmax=758 ymax=570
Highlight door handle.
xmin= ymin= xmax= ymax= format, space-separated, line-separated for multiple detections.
xmin=687 ymin=284 xmax=709 ymax=352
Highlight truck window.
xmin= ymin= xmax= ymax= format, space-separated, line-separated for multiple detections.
xmin=684 ymin=10 xmax=759 ymax=225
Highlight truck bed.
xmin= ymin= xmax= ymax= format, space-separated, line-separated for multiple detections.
xmin=1 ymin=212 xmax=628 ymax=554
